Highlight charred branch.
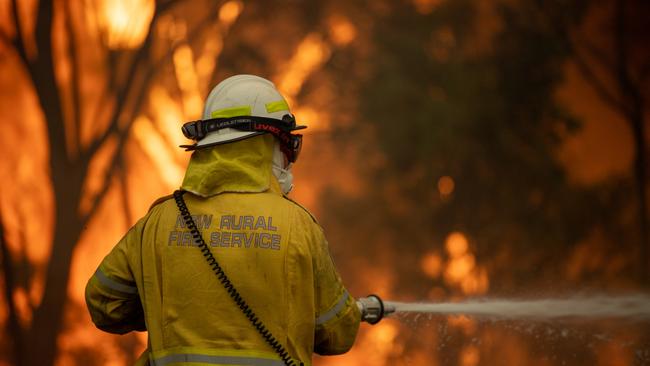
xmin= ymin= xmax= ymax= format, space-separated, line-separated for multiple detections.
xmin=85 ymin=0 xmax=187 ymax=162
xmin=81 ymin=10 xmax=218 ymax=226
xmin=614 ymin=0 xmax=648 ymax=282
xmin=84 ymin=24 xmax=157 ymax=162
xmin=571 ymin=46 xmax=630 ymax=117
xmin=119 ymin=162 xmax=133 ymax=228
xmin=63 ymin=0 xmax=83 ymax=156
xmin=0 ymin=29 xmax=12 ymax=47
xmin=0 ymin=211 xmax=24 ymax=366
xmin=10 ymin=0 xmax=29 ymax=66
xmin=640 ymin=60 xmax=650 ymax=85
xmin=536 ymin=0 xmax=649 ymax=282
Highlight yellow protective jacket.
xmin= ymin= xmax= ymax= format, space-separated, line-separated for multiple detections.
xmin=85 ymin=135 xmax=360 ymax=366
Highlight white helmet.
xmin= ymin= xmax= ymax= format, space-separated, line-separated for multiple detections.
xmin=192 ymin=74 xmax=302 ymax=149
xmin=180 ymin=75 xmax=305 ymax=194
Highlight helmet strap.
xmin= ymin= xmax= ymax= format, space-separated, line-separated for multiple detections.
xmin=180 ymin=116 xmax=303 ymax=162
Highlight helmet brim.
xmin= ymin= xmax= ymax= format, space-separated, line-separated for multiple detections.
xmin=184 ymin=130 xmax=264 ymax=151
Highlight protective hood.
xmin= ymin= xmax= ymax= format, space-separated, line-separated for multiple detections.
xmin=181 ymin=134 xmax=275 ymax=197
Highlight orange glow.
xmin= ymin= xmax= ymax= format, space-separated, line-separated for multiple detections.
xmin=461 ymin=345 xmax=480 ymax=366
xmin=94 ymin=0 xmax=155 ymax=49
xmin=359 ymin=321 xmax=402 ymax=364
xmin=421 ymin=252 xmax=443 ymax=278
xmin=565 ymin=229 xmax=628 ymax=280
xmin=276 ymin=33 xmax=331 ymax=100
xmin=56 ymin=315 xmax=140 ymax=366
xmin=79 ymin=136 xmax=118 ymax=217
xmin=480 ymin=328 xmax=537 ymax=365
xmin=441 ymin=232 xmax=489 ymax=294
xmin=293 ymin=106 xmax=330 ymax=132
xmin=445 ymin=253 xmax=476 ymax=283
xmin=314 ymin=321 xmax=405 ymax=366
xmin=72 ymin=179 xmax=123 ymax=305
xmin=445 ymin=231 xmax=468 ymax=258
xmin=13 ymin=287 xmax=31 ymax=327
xmin=0 ymin=59 xmax=53 ymax=277
xmin=156 ymin=16 xmax=187 ymax=41
xmin=291 ymin=129 xmax=365 ymax=211
xmin=328 ymin=15 xmax=357 ymax=46
xmin=556 ymin=61 xmax=633 ymax=185
xmin=373 ymin=321 xmax=398 ymax=345
xmin=276 ymin=31 xmax=358 ymax=210
xmin=448 ymin=315 xmax=477 ymax=335
xmin=173 ymin=44 xmax=204 ymax=118
xmin=132 ymin=116 xmax=184 ymax=188
xmin=427 ymin=286 xmax=447 ymax=300
xmin=196 ymin=37 xmax=224 ymax=93
xmin=437 ymin=175 xmax=455 ymax=196
xmin=461 ymin=267 xmax=489 ymax=295
xmin=218 ymin=1 xmax=244 ymax=27
xmin=595 ymin=341 xmax=633 ymax=366
xmin=412 ymin=0 xmax=444 ymax=14
xmin=148 ymin=86 xmax=192 ymax=165
xmin=430 ymin=26 xmax=456 ymax=62
xmin=28 ymin=273 xmax=45 ymax=311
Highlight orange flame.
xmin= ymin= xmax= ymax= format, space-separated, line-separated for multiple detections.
xmin=173 ymin=44 xmax=204 ymax=118
xmin=461 ymin=345 xmax=480 ymax=366
xmin=276 ymin=33 xmax=331 ymax=102
xmin=218 ymin=1 xmax=244 ymax=27
xmin=437 ymin=175 xmax=455 ymax=197
xmin=92 ymin=0 xmax=155 ymax=49
xmin=327 ymin=15 xmax=357 ymax=46
xmin=132 ymin=116 xmax=184 ymax=188
xmin=412 ymin=0 xmax=444 ymax=14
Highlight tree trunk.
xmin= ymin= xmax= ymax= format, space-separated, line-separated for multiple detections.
xmin=614 ymin=0 xmax=648 ymax=283
xmin=23 ymin=164 xmax=85 ymax=365
xmin=20 ymin=2 xmax=88 ymax=359
xmin=0 ymin=213 xmax=24 ymax=366
xmin=631 ymin=108 xmax=648 ymax=283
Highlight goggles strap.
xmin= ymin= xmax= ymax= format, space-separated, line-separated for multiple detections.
xmin=183 ymin=116 xmax=300 ymax=138
xmin=181 ymin=116 xmax=302 ymax=162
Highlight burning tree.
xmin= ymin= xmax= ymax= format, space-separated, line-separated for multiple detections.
xmin=0 ymin=0 xmax=244 ymax=364
xmin=537 ymin=0 xmax=650 ymax=281
xmin=0 ymin=0 xmax=363 ymax=364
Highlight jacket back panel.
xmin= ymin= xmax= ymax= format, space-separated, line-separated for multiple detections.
xmin=140 ymin=191 xmax=316 ymax=362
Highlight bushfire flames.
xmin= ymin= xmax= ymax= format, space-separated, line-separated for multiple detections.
xmin=0 ymin=0 xmax=647 ymax=365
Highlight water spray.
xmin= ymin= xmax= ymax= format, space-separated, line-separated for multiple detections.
xmin=356 ymin=294 xmax=650 ymax=365
xmin=358 ymin=294 xmax=650 ymax=322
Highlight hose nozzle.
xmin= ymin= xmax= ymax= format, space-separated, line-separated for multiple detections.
xmin=357 ymin=294 xmax=396 ymax=325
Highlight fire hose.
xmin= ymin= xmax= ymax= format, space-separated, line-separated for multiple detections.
xmin=356 ymin=295 xmax=396 ymax=324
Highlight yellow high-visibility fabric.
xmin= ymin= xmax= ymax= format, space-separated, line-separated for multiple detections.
xmin=181 ymin=134 xmax=274 ymax=197
xmin=85 ymin=135 xmax=360 ymax=365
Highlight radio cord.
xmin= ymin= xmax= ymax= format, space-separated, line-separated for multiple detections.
xmin=173 ymin=190 xmax=302 ymax=366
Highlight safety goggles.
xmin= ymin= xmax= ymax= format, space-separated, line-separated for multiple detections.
xmin=180 ymin=114 xmax=305 ymax=163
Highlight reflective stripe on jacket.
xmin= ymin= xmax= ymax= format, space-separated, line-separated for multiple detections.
xmin=85 ymin=135 xmax=360 ymax=365
xmin=148 ymin=348 xmax=287 ymax=366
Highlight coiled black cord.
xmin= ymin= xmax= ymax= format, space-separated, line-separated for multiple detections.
xmin=173 ymin=190 xmax=302 ymax=366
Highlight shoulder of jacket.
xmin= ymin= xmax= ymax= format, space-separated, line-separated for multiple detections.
xmin=148 ymin=193 xmax=175 ymax=212
xmin=283 ymin=196 xmax=319 ymax=224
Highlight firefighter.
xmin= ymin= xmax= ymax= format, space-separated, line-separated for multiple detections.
xmin=85 ymin=75 xmax=363 ymax=366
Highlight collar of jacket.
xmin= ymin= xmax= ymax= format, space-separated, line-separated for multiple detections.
xmin=180 ymin=134 xmax=282 ymax=197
